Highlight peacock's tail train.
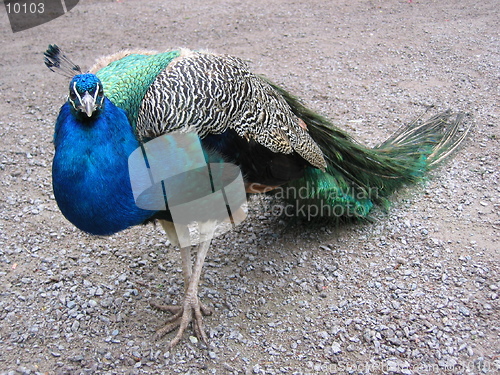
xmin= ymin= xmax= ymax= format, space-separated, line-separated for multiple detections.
xmin=265 ymin=79 xmax=470 ymax=220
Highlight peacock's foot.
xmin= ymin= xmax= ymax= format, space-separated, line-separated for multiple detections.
xmin=151 ymin=296 xmax=213 ymax=348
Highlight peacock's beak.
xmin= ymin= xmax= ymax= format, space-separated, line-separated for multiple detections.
xmin=80 ymin=91 xmax=97 ymax=117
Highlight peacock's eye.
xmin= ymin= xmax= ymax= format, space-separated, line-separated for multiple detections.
xmin=69 ymin=91 xmax=77 ymax=100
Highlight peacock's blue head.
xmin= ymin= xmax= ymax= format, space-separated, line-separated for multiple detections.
xmin=68 ymin=74 xmax=105 ymax=117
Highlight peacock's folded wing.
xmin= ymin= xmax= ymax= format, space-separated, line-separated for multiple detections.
xmin=134 ymin=50 xmax=327 ymax=171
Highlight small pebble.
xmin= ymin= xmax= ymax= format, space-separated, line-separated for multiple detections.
xmin=208 ymin=351 xmax=217 ymax=359
xmin=189 ymin=336 xmax=198 ymax=344
xmin=459 ymin=306 xmax=471 ymax=316
xmin=331 ymin=342 xmax=342 ymax=354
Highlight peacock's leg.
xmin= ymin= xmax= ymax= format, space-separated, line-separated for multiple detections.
xmin=150 ymin=245 xmax=192 ymax=317
xmin=153 ymin=220 xmax=216 ymax=347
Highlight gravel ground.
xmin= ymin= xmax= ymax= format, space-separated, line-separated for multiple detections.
xmin=0 ymin=0 xmax=498 ymax=374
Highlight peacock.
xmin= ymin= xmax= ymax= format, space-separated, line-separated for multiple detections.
xmin=44 ymin=44 xmax=470 ymax=348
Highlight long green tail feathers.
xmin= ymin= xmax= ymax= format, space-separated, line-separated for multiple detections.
xmin=265 ymin=79 xmax=471 ymax=220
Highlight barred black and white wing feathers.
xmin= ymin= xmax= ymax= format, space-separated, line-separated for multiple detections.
xmin=136 ymin=51 xmax=327 ymax=171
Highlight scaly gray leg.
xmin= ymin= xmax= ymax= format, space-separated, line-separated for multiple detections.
xmin=153 ymin=220 xmax=217 ymax=347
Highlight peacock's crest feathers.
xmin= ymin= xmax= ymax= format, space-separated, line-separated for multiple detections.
xmin=44 ymin=44 xmax=82 ymax=77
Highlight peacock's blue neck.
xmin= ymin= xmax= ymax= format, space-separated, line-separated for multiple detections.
xmin=52 ymin=98 xmax=156 ymax=235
